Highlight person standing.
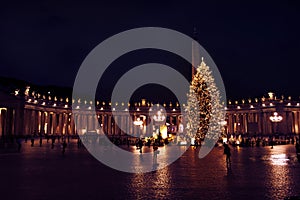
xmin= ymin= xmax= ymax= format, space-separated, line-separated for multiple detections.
xmin=51 ymin=135 xmax=55 ymax=149
xmin=39 ymin=134 xmax=43 ymax=147
xmin=16 ymin=136 xmax=22 ymax=152
xmin=62 ymin=140 xmax=67 ymax=155
xmin=224 ymin=143 xmax=231 ymax=168
xmin=138 ymin=139 xmax=143 ymax=153
xmin=153 ymin=144 xmax=159 ymax=164
xmin=30 ymin=134 xmax=35 ymax=147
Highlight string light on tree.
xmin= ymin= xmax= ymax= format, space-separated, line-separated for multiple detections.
xmin=186 ymin=57 xmax=225 ymax=142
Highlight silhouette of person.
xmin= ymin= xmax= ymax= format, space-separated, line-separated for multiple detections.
xmin=224 ymin=143 xmax=231 ymax=168
xmin=153 ymin=144 xmax=159 ymax=165
xmin=16 ymin=136 xmax=22 ymax=152
xmin=30 ymin=134 xmax=35 ymax=147
xmin=62 ymin=140 xmax=67 ymax=155
xmin=138 ymin=139 xmax=143 ymax=153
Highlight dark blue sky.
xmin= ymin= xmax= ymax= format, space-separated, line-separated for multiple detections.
xmin=0 ymin=1 xmax=299 ymax=100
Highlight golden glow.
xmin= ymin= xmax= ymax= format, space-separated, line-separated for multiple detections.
xmin=24 ymin=86 xmax=30 ymax=96
xmin=53 ymin=103 xmax=57 ymax=107
xmin=64 ymin=105 xmax=68 ymax=108
xmin=268 ymin=92 xmax=274 ymax=100
xmin=141 ymin=99 xmax=146 ymax=106
xmin=44 ymin=123 xmax=48 ymax=133
xmin=0 ymin=108 xmax=7 ymax=111
xmin=160 ymin=125 xmax=168 ymax=139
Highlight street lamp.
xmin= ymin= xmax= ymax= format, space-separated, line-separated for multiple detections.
xmin=269 ymin=112 xmax=283 ymax=123
xmin=269 ymin=112 xmax=283 ymax=135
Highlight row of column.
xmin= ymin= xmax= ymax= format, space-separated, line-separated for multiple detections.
xmin=226 ymin=111 xmax=300 ymax=135
xmin=23 ymin=109 xmax=74 ymax=135
xmin=73 ymin=112 xmax=182 ymax=137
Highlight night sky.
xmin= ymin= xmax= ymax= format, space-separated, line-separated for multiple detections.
xmin=0 ymin=1 xmax=300 ymax=101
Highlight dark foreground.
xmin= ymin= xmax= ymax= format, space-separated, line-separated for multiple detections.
xmin=0 ymin=141 xmax=299 ymax=200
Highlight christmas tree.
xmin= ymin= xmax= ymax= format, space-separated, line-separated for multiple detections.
xmin=186 ymin=58 xmax=224 ymax=141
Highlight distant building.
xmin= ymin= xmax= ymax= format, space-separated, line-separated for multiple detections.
xmin=0 ymin=83 xmax=299 ymax=139
xmin=226 ymin=92 xmax=300 ymax=136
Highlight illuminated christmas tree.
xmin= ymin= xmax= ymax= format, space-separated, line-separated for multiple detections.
xmin=186 ymin=58 xmax=224 ymax=141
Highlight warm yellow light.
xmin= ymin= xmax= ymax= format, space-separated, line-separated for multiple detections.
xmin=160 ymin=125 xmax=168 ymax=139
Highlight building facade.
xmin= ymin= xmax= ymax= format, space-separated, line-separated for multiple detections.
xmin=1 ymin=87 xmax=300 ymax=139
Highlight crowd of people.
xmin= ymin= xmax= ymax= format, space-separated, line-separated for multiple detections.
xmin=1 ymin=132 xmax=300 ymax=163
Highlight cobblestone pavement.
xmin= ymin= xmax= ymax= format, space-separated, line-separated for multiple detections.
xmin=0 ymin=140 xmax=299 ymax=200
